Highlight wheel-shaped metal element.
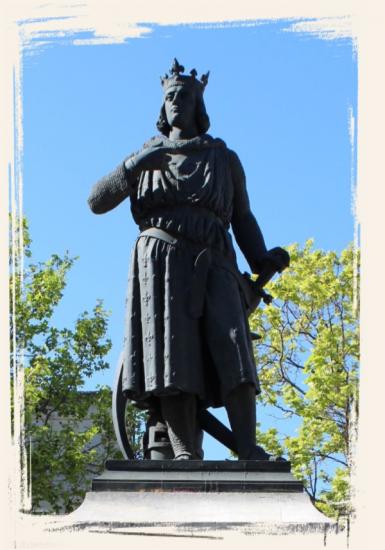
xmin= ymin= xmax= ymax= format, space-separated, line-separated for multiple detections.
xmin=111 ymin=351 xmax=135 ymax=459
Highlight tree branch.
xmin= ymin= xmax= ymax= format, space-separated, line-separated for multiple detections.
xmin=316 ymin=452 xmax=348 ymax=467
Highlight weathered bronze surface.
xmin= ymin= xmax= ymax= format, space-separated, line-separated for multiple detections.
xmin=88 ymin=59 xmax=289 ymax=460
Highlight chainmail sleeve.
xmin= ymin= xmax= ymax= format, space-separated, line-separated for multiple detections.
xmin=88 ymin=160 xmax=137 ymax=214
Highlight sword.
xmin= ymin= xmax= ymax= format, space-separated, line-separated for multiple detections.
xmin=243 ymin=247 xmax=290 ymax=339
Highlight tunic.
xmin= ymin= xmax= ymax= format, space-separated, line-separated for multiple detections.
xmin=88 ymin=134 xmax=261 ymax=410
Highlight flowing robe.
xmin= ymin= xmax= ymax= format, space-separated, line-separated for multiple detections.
xmin=88 ymin=134 xmax=262 ymax=409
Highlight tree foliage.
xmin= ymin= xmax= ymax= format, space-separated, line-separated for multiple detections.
xmin=11 ymin=219 xmax=359 ymax=519
xmin=10 ymin=219 xmax=144 ymax=513
xmin=250 ymin=240 xmax=359 ymax=521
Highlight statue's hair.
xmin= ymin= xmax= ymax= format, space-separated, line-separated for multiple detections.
xmin=156 ymin=92 xmax=210 ymax=136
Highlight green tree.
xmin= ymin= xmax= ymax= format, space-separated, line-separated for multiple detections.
xmin=251 ymin=240 xmax=359 ymax=522
xmin=10 ymin=219 xmax=144 ymax=513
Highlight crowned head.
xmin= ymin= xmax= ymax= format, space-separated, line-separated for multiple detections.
xmin=160 ymin=58 xmax=210 ymax=95
xmin=157 ymin=59 xmax=210 ymax=137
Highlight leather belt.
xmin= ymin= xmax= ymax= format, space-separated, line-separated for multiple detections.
xmin=139 ymin=227 xmax=178 ymax=245
xmin=138 ymin=227 xmax=261 ymax=318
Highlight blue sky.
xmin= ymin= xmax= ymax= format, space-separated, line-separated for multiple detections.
xmin=21 ymin=20 xmax=357 ymax=459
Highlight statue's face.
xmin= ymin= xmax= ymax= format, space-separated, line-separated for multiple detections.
xmin=164 ymin=85 xmax=196 ymax=130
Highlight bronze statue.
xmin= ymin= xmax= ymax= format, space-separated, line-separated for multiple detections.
xmin=88 ymin=59 xmax=289 ymax=460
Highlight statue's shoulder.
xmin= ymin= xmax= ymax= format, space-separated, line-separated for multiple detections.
xmin=220 ymin=144 xmax=242 ymax=165
xmin=205 ymin=136 xmax=244 ymax=173
xmin=206 ymin=136 xmax=244 ymax=179
xmin=204 ymin=134 xmax=227 ymax=149
xmin=223 ymin=146 xmax=245 ymax=181
xmin=209 ymin=136 xmax=238 ymax=159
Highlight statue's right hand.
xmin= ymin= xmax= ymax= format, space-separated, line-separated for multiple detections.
xmin=125 ymin=147 xmax=172 ymax=174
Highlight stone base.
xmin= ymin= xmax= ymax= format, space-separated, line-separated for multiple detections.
xmin=92 ymin=459 xmax=302 ymax=493
xmin=69 ymin=490 xmax=333 ymax=530
xmin=64 ymin=460 xmax=334 ymax=534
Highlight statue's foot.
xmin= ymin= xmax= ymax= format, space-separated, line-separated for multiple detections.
xmin=174 ymin=452 xmax=193 ymax=460
xmin=246 ymin=445 xmax=287 ymax=462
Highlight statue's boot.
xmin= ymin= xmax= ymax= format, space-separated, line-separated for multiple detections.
xmin=224 ymin=382 xmax=286 ymax=461
xmin=160 ymin=393 xmax=197 ymax=459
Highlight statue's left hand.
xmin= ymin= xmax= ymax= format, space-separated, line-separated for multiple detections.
xmin=261 ymin=247 xmax=290 ymax=273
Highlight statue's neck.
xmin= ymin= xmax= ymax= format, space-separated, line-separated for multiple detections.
xmin=168 ymin=126 xmax=199 ymax=141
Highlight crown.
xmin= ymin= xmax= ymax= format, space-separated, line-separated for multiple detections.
xmin=160 ymin=58 xmax=210 ymax=94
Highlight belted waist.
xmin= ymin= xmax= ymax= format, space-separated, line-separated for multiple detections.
xmin=138 ymin=204 xmax=231 ymax=230
xmin=139 ymin=227 xmax=178 ymax=245
xmin=139 ymin=227 xmax=262 ymax=318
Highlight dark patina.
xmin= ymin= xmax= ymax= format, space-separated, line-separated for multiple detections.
xmin=88 ymin=59 xmax=289 ymax=461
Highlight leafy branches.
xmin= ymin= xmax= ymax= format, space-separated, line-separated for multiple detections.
xmin=11 ymin=220 xmax=143 ymax=513
xmin=251 ymin=240 xmax=359 ymax=520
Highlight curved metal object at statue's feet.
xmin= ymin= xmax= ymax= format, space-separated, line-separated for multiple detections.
xmin=112 ymin=352 xmax=135 ymax=460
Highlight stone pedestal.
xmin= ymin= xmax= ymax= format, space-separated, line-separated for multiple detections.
xmin=92 ymin=458 xmax=301 ymax=492
xmin=65 ymin=460 xmax=334 ymax=534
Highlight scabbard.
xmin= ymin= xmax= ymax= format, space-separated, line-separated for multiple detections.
xmin=188 ymin=247 xmax=212 ymax=318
